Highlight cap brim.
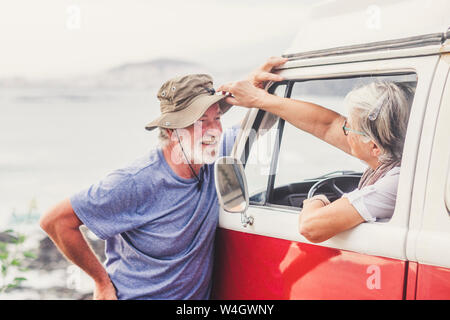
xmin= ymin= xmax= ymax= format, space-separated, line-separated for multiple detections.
xmin=145 ymin=94 xmax=232 ymax=131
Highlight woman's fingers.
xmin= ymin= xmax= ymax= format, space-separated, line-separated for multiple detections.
xmin=249 ymin=57 xmax=287 ymax=88
xmin=260 ymin=56 xmax=288 ymax=72
xmin=217 ymin=80 xmax=266 ymax=108
xmin=217 ymin=83 xmax=233 ymax=93
xmin=224 ymin=96 xmax=239 ymax=106
xmin=254 ymin=72 xmax=284 ymax=84
xmin=217 ymin=82 xmax=242 ymax=106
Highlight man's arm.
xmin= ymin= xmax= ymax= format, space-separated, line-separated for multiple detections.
xmin=39 ymin=198 xmax=117 ymax=300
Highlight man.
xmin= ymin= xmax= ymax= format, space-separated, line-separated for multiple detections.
xmin=40 ymin=74 xmax=236 ymax=300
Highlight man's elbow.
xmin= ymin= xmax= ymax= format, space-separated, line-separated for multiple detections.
xmin=39 ymin=198 xmax=79 ymax=236
xmin=39 ymin=209 xmax=57 ymax=235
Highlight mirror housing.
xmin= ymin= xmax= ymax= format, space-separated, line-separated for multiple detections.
xmin=214 ymin=156 xmax=249 ymax=214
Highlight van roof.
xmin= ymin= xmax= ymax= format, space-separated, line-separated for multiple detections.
xmin=283 ymin=0 xmax=450 ymax=62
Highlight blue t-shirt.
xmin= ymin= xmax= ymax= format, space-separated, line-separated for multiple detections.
xmin=70 ymin=126 xmax=238 ymax=300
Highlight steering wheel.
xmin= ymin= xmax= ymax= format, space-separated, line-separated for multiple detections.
xmin=307 ymin=175 xmax=361 ymax=199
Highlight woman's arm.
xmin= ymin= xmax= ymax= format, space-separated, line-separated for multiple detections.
xmin=298 ymin=197 xmax=365 ymax=243
xmin=218 ymin=80 xmax=351 ymax=155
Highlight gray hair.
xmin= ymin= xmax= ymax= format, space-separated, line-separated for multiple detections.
xmin=344 ymin=81 xmax=415 ymax=163
xmin=158 ymin=128 xmax=171 ymax=147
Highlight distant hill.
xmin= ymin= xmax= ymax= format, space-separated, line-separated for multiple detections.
xmin=0 ymin=58 xmax=247 ymax=89
xmin=98 ymin=58 xmax=213 ymax=88
xmin=0 ymin=58 xmax=382 ymax=97
xmin=109 ymin=58 xmax=203 ymax=73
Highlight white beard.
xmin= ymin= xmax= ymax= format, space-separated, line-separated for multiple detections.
xmin=183 ymin=141 xmax=219 ymax=165
xmin=171 ymin=127 xmax=221 ymax=165
xmin=176 ymin=134 xmax=220 ymax=165
xmin=198 ymin=144 xmax=220 ymax=164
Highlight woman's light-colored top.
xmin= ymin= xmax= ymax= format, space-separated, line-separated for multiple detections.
xmin=343 ymin=167 xmax=400 ymax=222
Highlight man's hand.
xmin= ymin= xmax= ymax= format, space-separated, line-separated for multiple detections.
xmin=248 ymin=56 xmax=288 ymax=89
xmin=93 ymin=279 xmax=118 ymax=300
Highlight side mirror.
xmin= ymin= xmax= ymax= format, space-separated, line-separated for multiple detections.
xmin=214 ymin=157 xmax=253 ymax=227
xmin=214 ymin=156 xmax=249 ymax=213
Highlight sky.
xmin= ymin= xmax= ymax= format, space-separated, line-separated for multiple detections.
xmin=0 ymin=0 xmax=314 ymax=79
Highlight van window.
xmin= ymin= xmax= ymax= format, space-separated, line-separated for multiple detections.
xmin=268 ymin=74 xmax=417 ymax=215
xmin=244 ymin=84 xmax=284 ymax=204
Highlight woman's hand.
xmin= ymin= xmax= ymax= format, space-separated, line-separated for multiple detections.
xmin=303 ymin=194 xmax=331 ymax=209
xmin=218 ymin=80 xmax=270 ymax=108
xmin=247 ymin=56 xmax=288 ymax=89
xmin=217 ymin=56 xmax=288 ymax=108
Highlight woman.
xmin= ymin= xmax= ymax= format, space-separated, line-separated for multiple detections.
xmin=218 ymin=57 xmax=414 ymax=243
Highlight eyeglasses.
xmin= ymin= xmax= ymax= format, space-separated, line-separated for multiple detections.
xmin=342 ymin=119 xmax=367 ymax=136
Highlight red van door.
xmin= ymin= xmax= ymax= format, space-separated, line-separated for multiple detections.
xmin=213 ymin=228 xmax=407 ymax=299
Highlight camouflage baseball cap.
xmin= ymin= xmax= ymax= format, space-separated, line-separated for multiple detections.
xmin=145 ymin=74 xmax=232 ymax=131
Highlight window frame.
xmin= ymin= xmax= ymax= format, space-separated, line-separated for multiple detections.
xmin=241 ymin=82 xmax=288 ymax=206
xmin=244 ymin=72 xmax=418 ymax=213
